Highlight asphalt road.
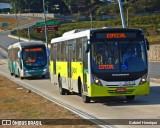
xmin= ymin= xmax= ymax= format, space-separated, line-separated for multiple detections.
xmin=0 ymin=31 xmax=18 ymax=48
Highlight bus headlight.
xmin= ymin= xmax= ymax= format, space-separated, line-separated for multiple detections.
xmin=140 ymin=74 xmax=147 ymax=84
xmin=43 ymin=67 xmax=48 ymax=72
xmin=24 ymin=69 xmax=28 ymax=73
xmin=92 ymin=75 xmax=102 ymax=86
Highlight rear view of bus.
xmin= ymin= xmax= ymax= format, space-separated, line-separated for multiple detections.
xmin=89 ymin=28 xmax=149 ymax=101
xmin=8 ymin=41 xmax=49 ymax=79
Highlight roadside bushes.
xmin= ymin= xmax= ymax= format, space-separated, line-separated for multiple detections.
xmin=11 ymin=14 xmax=160 ymax=44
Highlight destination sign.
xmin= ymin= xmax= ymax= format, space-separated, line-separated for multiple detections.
xmin=24 ymin=48 xmax=42 ymax=52
xmin=106 ymin=33 xmax=126 ymax=38
xmin=96 ymin=32 xmax=141 ymax=40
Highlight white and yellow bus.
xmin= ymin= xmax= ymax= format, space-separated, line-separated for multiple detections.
xmin=49 ymin=28 xmax=149 ymax=103
xmin=8 ymin=41 xmax=49 ymax=79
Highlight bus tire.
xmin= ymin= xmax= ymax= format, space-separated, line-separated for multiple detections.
xmin=58 ymin=77 xmax=65 ymax=95
xmin=9 ymin=68 xmax=13 ymax=76
xmin=66 ymin=90 xmax=71 ymax=95
xmin=126 ymin=95 xmax=135 ymax=101
xmin=14 ymin=70 xmax=18 ymax=78
xmin=81 ymin=85 xmax=91 ymax=103
xmin=20 ymin=76 xmax=24 ymax=80
xmin=10 ymin=72 xmax=13 ymax=76
xmin=78 ymin=79 xmax=82 ymax=96
xmin=42 ymin=75 xmax=45 ymax=79
xmin=15 ymin=74 xmax=18 ymax=78
xmin=82 ymin=94 xmax=91 ymax=103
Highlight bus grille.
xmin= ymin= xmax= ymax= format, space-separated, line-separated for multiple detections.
xmin=106 ymin=85 xmax=134 ymax=87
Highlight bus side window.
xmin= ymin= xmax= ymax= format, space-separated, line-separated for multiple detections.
xmin=65 ymin=41 xmax=68 ymax=61
xmin=52 ymin=43 xmax=57 ymax=63
xmin=76 ymin=38 xmax=82 ymax=61
xmin=50 ymin=44 xmax=54 ymax=61
xmin=61 ymin=42 xmax=65 ymax=61
xmin=72 ymin=40 xmax=76 ymax=61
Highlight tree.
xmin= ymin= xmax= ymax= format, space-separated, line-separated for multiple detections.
xmin=62 ymin=0 xmax=76 ymax=14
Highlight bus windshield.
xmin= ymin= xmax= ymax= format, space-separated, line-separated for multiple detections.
xmin=91 ymin=40 xmax=147 ymax=73
xmin=22 ymin=47 xmax=47 ymax=69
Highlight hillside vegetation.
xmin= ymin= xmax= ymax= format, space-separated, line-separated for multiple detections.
xmin=0 ymin=0 xmax=10 ymax=3
xmin=13 ymin=13 xmax=160 ymax=45
xmin=1 ymin=0 xmax=160 ymax=15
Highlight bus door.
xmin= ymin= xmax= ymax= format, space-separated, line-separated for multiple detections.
xmin=67 ymin=44 xmax=72 ymax=90
xmin=82 ymin=37 xmax=88 ymax=92
xmin=8 ymin=47 xmax=14 ymax=74
xmin=53 ymin=44 xmax=57 ymax=75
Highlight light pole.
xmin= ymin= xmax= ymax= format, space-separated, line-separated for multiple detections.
xmin=118 ymin=0 xmax=126 ymax=28
xmin=14 ymin=1 xmax=20 ymax=41
xmin=89 ymin=9 xmax=93 ymax=28
xmin=43 ymin=0 xmax=48 ymax=48
xmin=28 ymin=27 xmax=30 ymax=41
xmin=127 ymin=7 xmax=129 ymax=27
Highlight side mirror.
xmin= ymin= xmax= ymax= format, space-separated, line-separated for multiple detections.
xmin=84 ymin=42 xmax=90 ymax=53
xmin=18 ymin=51 xmax=22 ymax=59
xmin=145 ymin=38 xmax=149 ymax=50
xmin=46 ymin=48 xmax=50 ymax=57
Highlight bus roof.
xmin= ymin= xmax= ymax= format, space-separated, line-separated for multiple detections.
xmin=51 ymin=27 xmax=142 ymax=44
xmin=8 ymin=41 xmax=45 ymax=49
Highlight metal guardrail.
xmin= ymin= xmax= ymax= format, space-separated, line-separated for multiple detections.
xmin=149 ymin=44 xmax=160 ymax=61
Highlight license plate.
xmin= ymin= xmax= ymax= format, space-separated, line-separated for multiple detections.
xmin=116 ymin=88 xmax=127 ymax=92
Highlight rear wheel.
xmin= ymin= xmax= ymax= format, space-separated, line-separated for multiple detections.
xmin=9 ymin=67 xmax=14 ymax=76
xmin=66 ymin=90 xmax=71 ymax=95
xmin=126 ymin=95 xmax=135 ymax=101
xmin=13 ymin=69 xmax=16 ymax=77
xmin=58 ymin=77 xmax=66 ymax=95
xmin=14 ymin=71 xmax=18 ymax=78
xmin=10 ymin=72 xmax=13 ymax=76
xmin=20 ymin=76 xmax=24 ymax=80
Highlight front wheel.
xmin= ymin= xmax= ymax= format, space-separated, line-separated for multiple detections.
xmin=82 ymin=94 xmax=91 ymax=103
xmin=42 ymin=75 xmax=45 ymax=79
xmin=126 ymin=95 xmax=135 ymax=101
xmin=81 ymin=85 xmax=91 ymax=103
xmin=14 ymin=73 xmax=18 ymax=78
